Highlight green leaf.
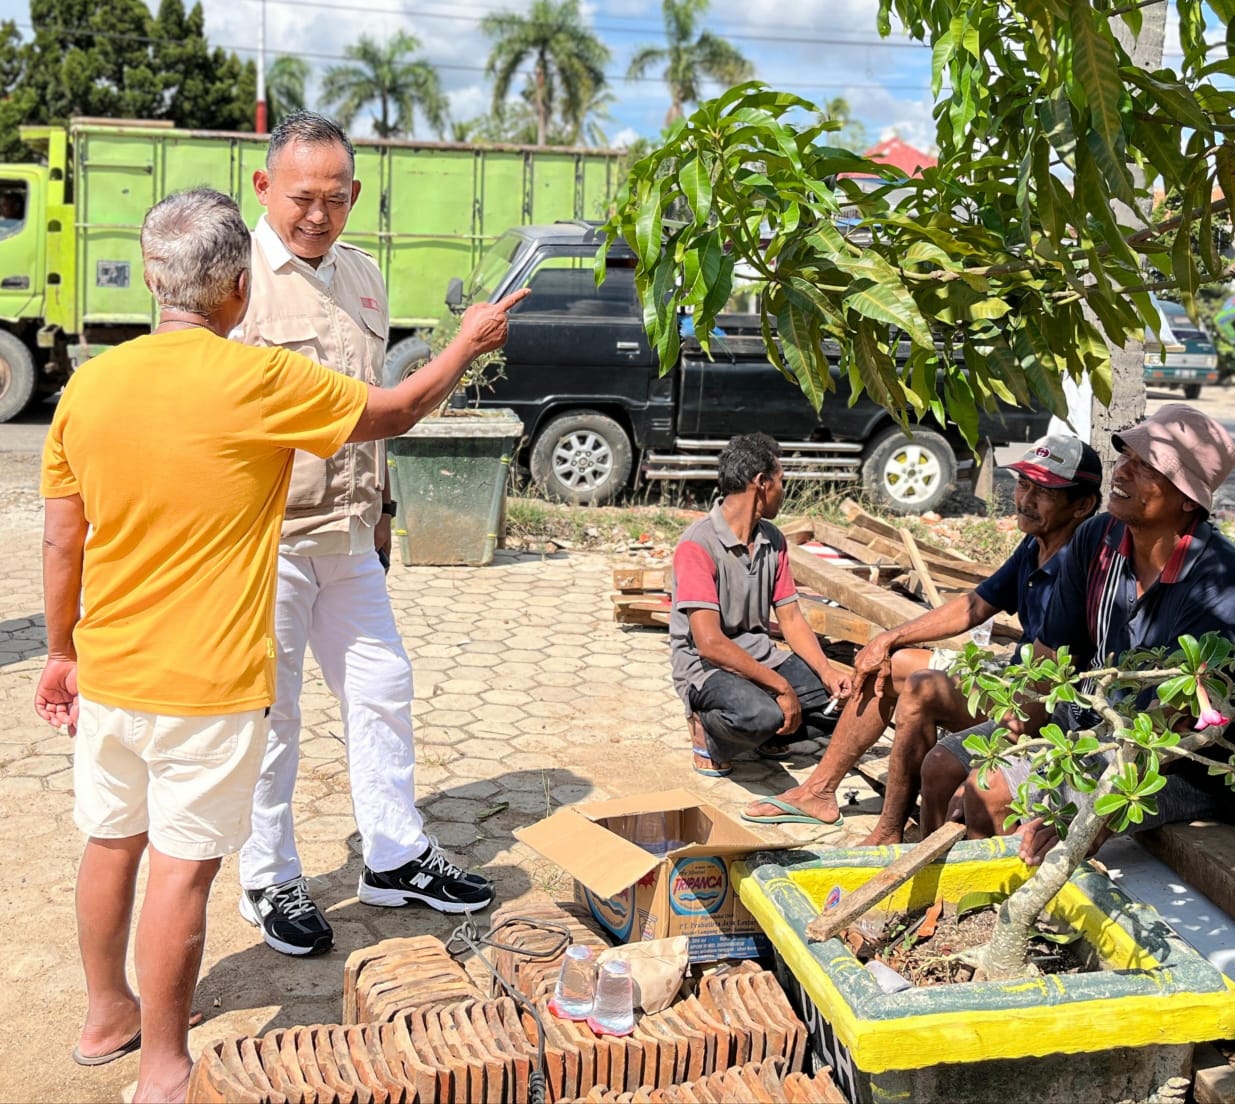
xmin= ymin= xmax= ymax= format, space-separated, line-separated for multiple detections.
xmin=1121 ymin=67 xmax=1212 ymax=134
xmin=957 ymin=890 xmax=1009 ymax=918
xmin=1038 ymin=85 xmax=1077 ymax=167
xmin=677 ymin=154 xmax=714 ymax=226
xmin=776 ymin=294 xmax=828 ymax=410
xmin=1094 ymin=793 xmax=1129 ymax=818
xmin=1070 ymin=6 xmax=1128 ymax=170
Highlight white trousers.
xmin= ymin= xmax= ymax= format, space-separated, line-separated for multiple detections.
xmin=238 ymin=551 xmax=424 ymax=889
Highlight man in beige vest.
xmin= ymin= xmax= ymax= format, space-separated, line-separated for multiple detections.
xmin=235 ymin=112 xmax=492 ymax=957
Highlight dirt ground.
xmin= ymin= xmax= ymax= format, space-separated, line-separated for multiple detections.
xmin=4 ymin=386 xmax=1235 ymax=1102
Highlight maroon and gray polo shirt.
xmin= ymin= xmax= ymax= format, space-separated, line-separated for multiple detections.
xmin=669 ymin=503 xmax=799 ymax=707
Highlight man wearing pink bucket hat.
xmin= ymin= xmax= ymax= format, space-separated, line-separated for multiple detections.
xmin=942 ymin=403 xmax=1235 ymax=856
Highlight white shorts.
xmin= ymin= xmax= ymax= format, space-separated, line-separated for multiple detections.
xmin=73 ymin=696 xmax=267 ymax=860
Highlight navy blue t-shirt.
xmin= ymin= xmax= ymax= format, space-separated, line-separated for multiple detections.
xmin=975 ymin=534 xmax=1063 ymax=649
xmin=1039 ymin=512 xmax=1235 ymax=804
xmin=1038 ymin=513 xmax=1235 ymax=667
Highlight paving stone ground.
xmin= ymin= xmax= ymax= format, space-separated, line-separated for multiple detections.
xmin=0 ymin=487 xmax=880 ymax=1104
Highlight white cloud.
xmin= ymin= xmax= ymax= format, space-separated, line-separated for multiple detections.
xmin=610 ymin=126 xmax=640 ymax=149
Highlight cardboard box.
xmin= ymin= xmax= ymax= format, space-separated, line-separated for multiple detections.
xmin=514 ymin=788 xmax=772 ymax=963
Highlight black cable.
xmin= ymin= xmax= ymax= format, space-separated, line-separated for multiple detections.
xmin=445 ymin=915 xmax=573 ymax=1104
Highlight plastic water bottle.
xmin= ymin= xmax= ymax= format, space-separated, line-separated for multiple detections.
xmin=970 ymin=617 xmax=994 ymax=648
xmin=632 ymin=812 xmax=672 ymax=858
xmin=548 ymin=945 xmax=596 ymax=1021
xmin=587 ymin=960 xmax=636 ymax=1036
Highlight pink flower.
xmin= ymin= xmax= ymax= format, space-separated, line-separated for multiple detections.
xmin=1196 ymin=707 xmax=1229 ymax=730
xmin=1194 ymin=682 xmax=1230 ymax=730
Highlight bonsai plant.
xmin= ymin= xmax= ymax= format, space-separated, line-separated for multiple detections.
xmin=952 ymin=631 xmax=1235 ymax=981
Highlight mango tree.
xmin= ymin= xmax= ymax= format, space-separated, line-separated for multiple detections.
xmin=601 ymin=0 xmax=1232 ymax=446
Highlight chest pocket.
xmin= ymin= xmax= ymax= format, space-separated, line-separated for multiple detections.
xmin=358 ymin=309 xmax=387 ymax=386
xmin=254 ymin=315 xmax=324 ymax=364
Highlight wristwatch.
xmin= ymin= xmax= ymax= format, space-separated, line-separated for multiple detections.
xmin=380 ymin=500 xmax=398 ymax=517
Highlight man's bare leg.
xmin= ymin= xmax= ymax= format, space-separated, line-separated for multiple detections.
xmin=920 ymin=744 xmax=971 ymax=836
xmin=76 ymin=835 xmax=147 ymax=1059
xmin=744 ymin=650 xmax=930 ymax=824
xmin=960 ymin=768 xmax=1015 ymax=840
xmin=132 ymin=848 xmax=222 ymax=1104
xmin=861 ymin=670 xmax=978 ymax=845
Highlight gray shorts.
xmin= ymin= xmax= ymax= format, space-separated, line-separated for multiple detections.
xmin=936 ymin=718 xmax=1001 ymax=771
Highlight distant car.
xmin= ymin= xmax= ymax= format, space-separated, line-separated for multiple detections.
xmin=1144 ymin=298 xmax=1219 ymax=400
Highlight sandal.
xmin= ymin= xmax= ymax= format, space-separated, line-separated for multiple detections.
xmin=692 ymin=745 xmax=733 ymax=778
xmin=688 ymin=714 xmax=732 ymax=777
xmin=755 ymin=743 xmax=795 ymax=760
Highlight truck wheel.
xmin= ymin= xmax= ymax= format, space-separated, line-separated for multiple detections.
xmin=861 ymin=426 xmax=956 ymax=515
xmin=0 ymin=330 xmax=35 ymax=423
xmin=1184 ymin=383 xmax=1202 ymax=400
xmin=382 ymin=336 xmax=431 ymax=388
xmin=530 ymin=411 xmax=633 ymax=506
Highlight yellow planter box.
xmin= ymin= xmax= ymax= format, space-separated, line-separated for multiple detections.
xmin=737 ymin=838 xmax=1235 ymax=1103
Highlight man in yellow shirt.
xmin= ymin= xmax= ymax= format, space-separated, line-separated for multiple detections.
xmin=35 ymin=187 xmax=524 ymax=1104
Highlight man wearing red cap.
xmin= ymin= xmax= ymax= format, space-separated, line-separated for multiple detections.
xmin=947 ymin=404 xmax=1235 ymax=856
xmin=740 ymin=434 xmax=1102 ymax=830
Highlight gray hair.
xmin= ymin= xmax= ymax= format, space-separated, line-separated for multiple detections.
xmin=140 ymin=188 xmax=250 ymax=316
xmin=267 ymin=110 xmax=355 ymax=173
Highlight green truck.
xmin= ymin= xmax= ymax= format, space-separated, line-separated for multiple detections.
xmin=0 ymin=118 xmax=622 ymax=421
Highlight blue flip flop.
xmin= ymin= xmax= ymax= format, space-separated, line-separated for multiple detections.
xmin=691 ymin=746 xmax=733 ymax=778
xmin=740 ymin=796 xmax=844 ymax=827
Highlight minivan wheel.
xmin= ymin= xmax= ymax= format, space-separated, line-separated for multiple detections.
xmin=530 ymin=411 xmax=633 ymax=506
xmin=861 ymin=426 xmax=957 ymax=515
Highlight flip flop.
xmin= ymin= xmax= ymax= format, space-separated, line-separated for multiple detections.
xmin=72 ymin=1030 xmax=142 ymax=1067
xmin=691 ymin=746 xmax=733 ymax=778
xmin=71 ymin=1010 xmax=204 ymax=1066
xmin=755 ymin=743 xmax=794 ymax=761
xmin=740 ymin=796 xmax=844 ymax=827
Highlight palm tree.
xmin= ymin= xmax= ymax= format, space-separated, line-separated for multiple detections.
xmin=266 ymin=55 xmax=309 ymax=127
xmin=482 ymin=0 xmax=610 ymax=147
xmin=626 ymin=0 xmax=753 ymax=129
xmin=321 ymin=32 xmax=448 ymax=139
xmin=817 ymin=95 xmax=867 ymax=151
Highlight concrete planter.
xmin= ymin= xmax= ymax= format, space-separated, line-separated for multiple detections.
xmin=387 ymin=408 xmax=523 ymax=566
xmin=736 ymin=838 xmax=1235 ymax=1104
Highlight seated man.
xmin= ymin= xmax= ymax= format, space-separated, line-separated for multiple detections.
xmin=670 ymin=433 xmax=851 ymax=786
xmin=743 ymin=434 xmax=1101 ymax=832
xmin=933 ymin=405 xmax=1235 ymax=858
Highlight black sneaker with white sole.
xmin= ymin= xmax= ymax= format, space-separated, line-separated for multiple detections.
xmin=358 ymin=837 xmax=494 ymax=913
xmin=239 ymin=877 xmax=334 ymax=957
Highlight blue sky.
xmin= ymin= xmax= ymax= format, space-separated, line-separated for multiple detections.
xmin=0 ymin=0 xmax=1195 ymax=149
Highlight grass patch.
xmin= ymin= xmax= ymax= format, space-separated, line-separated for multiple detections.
xmin=504 ymin=488 xmax=1021 ymax=565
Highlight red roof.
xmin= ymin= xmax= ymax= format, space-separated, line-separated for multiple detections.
xmin=861 ymin=137 xmax=937 ymax=177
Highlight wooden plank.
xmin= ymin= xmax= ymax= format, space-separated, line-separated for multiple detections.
xmin=901 ymin=530 xmax=944 ymax=608
xmin=840 ymin=499 xmax=974 ymax=562
xmin=612 ymin=566 xmax=672 ymax=593
xmin=806 ymin=822 xmax=967 ymax=942
xmin=815 ymin=520 xmax=911 ymax=567
xmin=612 ymin=594 xmax=672 ymax=627
xmin=779 ymin=516 xmax=818 ymax=546
xmin=855 ymin=753 xmax=891 ymax=791
xmin=1137 ymin=821 xmax=1235 ymax=922
xmin=788 ymin=545 xmax=969 ymax=648
xmin=1193 ymin=1044 xmax=1235 ymax=1104
xmin=774 ymin=593 xmax=881 ymax=647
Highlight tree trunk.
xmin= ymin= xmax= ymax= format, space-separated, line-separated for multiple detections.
xmin=974 ymin=769 xmax=1116 ymax=980
xmin=535 ymin=60 xmax=547 ymax=147
xmin=1086 ymin=2 xmax=1165 ymax=470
